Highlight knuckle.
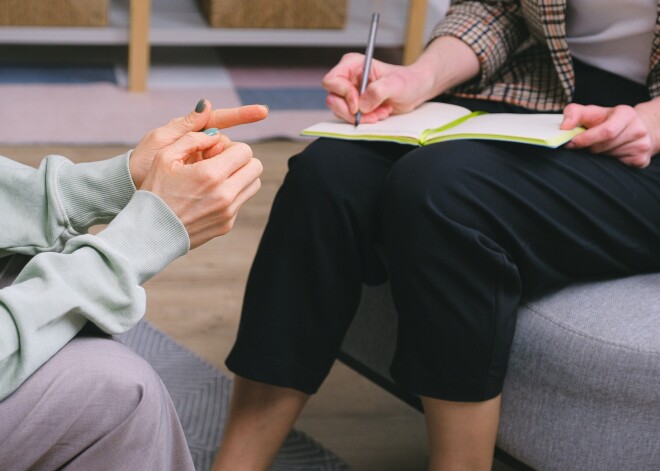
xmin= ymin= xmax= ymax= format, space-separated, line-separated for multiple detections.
xmin=215 ymin=188 xmax=235 ymax=208
xmin=153 ymin=149 xmax=167 ymax=164
xmin=196 ymin=170 xmax=215 ymax=187
xmin=252 ymin=158 xmax=264 ymax=175
xmin=600 ymin=124 xmax=617 ymax=140
xmin=643 ymin=140 xmax=653 ymax=154
xmin=631 ymin=122 xmax=649 ymax=140
xmin=614 ymin=104 xmax=634 ymax=117
xmin=234 ymin=142 xmax=253 ymax=160
xmin=178 ymin=115 xmax=195 ymax=132
xmin=630 ymin=157 xmax=649 ymax=168
xmin=151 ymin=128 xmax=169 ymax=143
xmin=219 ymin=219 xmax=235 ymax=235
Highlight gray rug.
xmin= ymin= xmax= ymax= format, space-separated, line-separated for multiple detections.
xmin=118 ymin=320 xmax=352 ymax=471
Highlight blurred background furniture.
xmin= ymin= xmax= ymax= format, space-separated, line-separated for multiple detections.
xmin=0 ymin=0 xmax=431 ymax=92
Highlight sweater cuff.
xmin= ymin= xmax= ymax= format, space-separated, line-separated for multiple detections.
xmin=57 ymin=152 xmax=136 ymax=232
xmin=96 ymin=191 xmax=190 ymax=284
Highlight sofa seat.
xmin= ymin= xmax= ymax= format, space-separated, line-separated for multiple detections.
xmin=339 ymin=274 xmax=660 ymax=470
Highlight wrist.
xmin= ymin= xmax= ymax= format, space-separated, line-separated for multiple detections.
xmin=407 ymin=54 xmax=445 ymax=103
xmin=635 ymin=97 xmax=660 ymax=155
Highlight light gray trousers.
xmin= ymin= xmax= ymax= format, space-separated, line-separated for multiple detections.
xmin=0 ymin=328 xmax=195 ymax=471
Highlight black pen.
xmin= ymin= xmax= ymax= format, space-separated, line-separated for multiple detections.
xmin=355 ymin=12 xmax=380 ymax=127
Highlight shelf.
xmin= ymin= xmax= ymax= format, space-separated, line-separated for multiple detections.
xmin=0 ymin=0 xmax=429 ymax=91
xmin=149 ymin=0 xmax=409 ymax=47
xmin=0 ymin=0 xmax=409 ymax=47
xmin=0 ymin=0 xmax=130 ymax=45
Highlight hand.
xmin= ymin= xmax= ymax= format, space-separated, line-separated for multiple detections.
xmin=321 ymin=37 xmax=480 ymax=125
xmin=141 ymin=130 xmax=263 ymax=249
xmin=322 ymin=53 xmax=430 ymax=124
xmin=561 ymin=102 xmax=659 ymax=168
xmin=130 ymin=99 xmax=268 ymax=188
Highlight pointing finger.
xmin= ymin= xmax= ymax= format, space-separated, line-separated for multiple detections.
xmin=207 ymin=105 xmax=269 ymax=130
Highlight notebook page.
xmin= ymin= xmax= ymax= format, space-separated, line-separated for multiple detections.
xmin=302 ymin=102 xmax=471 ymax=139
xmin=430 ymin=113 xmax=570 ymax=142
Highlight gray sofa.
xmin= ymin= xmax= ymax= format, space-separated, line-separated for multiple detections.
xmin=339 ymin=276 xmax=660 ymax=470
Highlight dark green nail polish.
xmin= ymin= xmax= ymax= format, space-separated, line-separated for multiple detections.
xmin=195 ymin=99 xmax=206 ymax=113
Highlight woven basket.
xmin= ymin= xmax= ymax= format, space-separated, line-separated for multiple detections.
xmin=0 ymin=0 xmax=108 ymax=27
xmin=198 ymin=0 xmax=348 ymax=29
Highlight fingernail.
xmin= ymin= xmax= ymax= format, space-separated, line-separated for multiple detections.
xmin=195 ymin=99 xmax=206 ymax=113
xmin=262 ymin=104 xmax=270 ymax=112
xmin=203 ymin=127 xmax=219 ymax=136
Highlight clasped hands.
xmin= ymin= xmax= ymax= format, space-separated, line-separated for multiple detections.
xmin=130 ymin=100 xmax=268 ymax=249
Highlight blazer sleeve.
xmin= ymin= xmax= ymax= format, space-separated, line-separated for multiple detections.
xmin=429 ymin=0 xmax=530 ymax=89
xmin=0 ymin=190 xmax=190 ymax=401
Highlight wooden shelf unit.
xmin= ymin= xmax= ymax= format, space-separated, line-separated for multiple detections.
xmin=0 ymin=0 xmax=428 ymax=92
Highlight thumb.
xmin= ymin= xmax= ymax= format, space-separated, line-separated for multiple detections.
xmin=561 ymin=103 xmax=583 ymax=130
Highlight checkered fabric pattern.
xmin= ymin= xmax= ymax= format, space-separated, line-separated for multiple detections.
xmin=431 ymin=0 xmax=660 ymax=111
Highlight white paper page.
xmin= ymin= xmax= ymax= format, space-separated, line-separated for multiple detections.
xmin=431 ymin=113 xmax=567 ymax=140
xmin=302 ymin=102 xmax=471 ymax=139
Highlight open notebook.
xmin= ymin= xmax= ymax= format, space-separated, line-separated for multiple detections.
xmin=301 ymin=102 xmax=584 ymax=148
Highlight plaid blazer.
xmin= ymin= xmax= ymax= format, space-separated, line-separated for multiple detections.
xmin=431 ymin=0 xmax=660 ymax=111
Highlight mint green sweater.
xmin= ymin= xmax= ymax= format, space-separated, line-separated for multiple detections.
xmin=0 ymin=152 xmax=190 ymax=401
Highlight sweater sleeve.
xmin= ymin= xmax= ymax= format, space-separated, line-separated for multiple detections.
xmin=0 ymin=190 xmax=190 ymax=401
xmin=429 ymin=0 xmax=530 ymax=89
xmin=0 ymin=152 xmax=136 ymax=257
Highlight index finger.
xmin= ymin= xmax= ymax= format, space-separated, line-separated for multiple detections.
xmin=207 ymin=105 xmax=269 ymax=130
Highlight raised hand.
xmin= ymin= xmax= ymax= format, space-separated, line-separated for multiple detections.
xmin=140 ymin=130 xmax=263 ymax=249
xmin=130 ymin=100 xmax=268 ymax=188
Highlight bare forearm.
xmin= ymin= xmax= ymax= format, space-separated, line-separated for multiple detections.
xmin=407 ymin=36 xmax=481 ymax=103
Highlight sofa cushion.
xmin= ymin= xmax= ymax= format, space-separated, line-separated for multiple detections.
xmin=340 ymin=275 xmax=660 ymax=470
xmin=499 ymin=274 xmax=660 ymax=470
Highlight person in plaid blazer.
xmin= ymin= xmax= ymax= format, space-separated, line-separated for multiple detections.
xmin=214 ymin=2 xmax=660 ymax=470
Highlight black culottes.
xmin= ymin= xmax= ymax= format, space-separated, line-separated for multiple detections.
xmin=226 ymin=61 xmax=660 ymax=401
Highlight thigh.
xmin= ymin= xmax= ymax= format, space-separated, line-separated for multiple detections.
xmin=0 ymin=332 xmax=186 ymax=471
xmin=382 ymin=139 xmax=660 ymax=400
xmin=384 ymin=139 xmax=660 ymax=293
xmin=227 ymin=138 xmax=414 ymax=394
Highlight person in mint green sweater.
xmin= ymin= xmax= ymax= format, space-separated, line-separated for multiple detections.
xmin=0 ymin=99 xmax=267 ymax=470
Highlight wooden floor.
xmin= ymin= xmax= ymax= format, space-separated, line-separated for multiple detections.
xmin=2 ymin=141 xmax=514 ymax=471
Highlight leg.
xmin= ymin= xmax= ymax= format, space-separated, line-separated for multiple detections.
xmin=218 ymin=138 xmax=410 ymax=470
xmin=423 ymin=395 xmax=501 ymax=471
xmin=211 ymin=377 xmax=308 ymax=471
xmin=0 ymin=331 xmax=194 ymax=471
xmin=380 ymin=140 xmax=660 ymax=466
